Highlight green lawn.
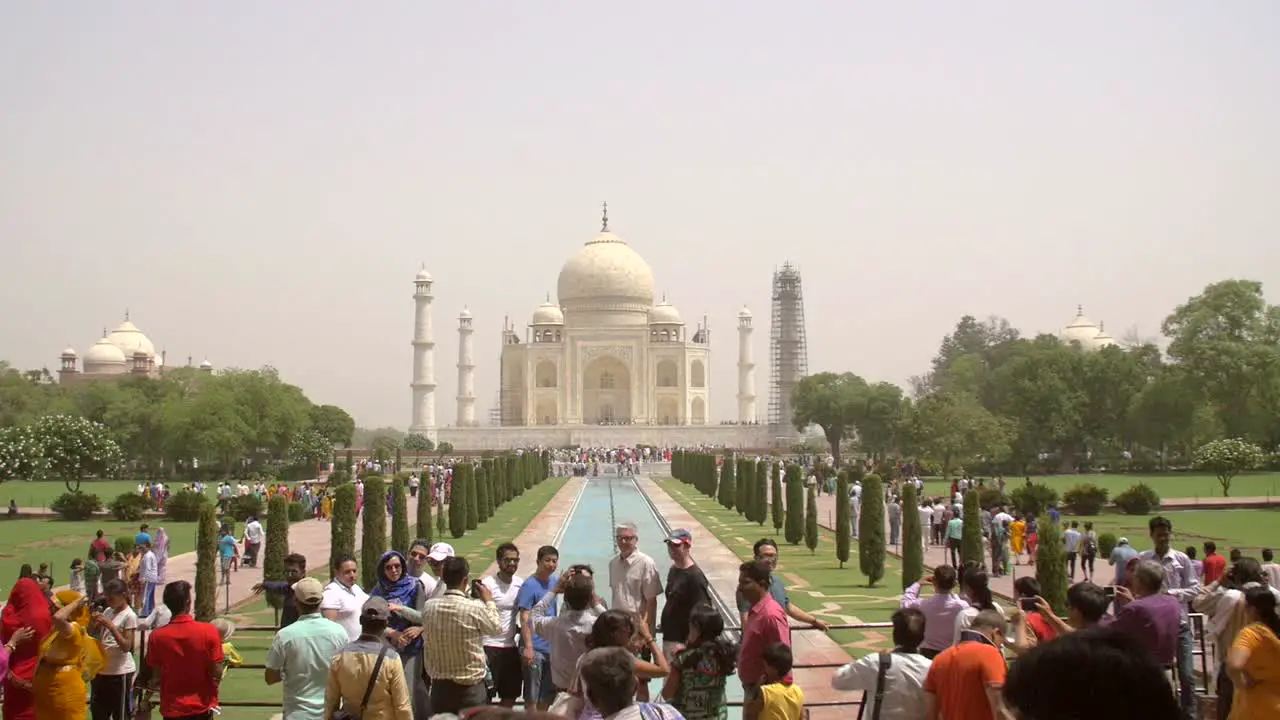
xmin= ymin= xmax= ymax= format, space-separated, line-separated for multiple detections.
xmin=916 ymin=472 xmax=1280 ymax=501
xmin=655 ymin=478 xmax=902 ymax=655
xmin=0 ymin=479 xmax=221 ymax=509
xmin=1051 ymin=509 xmax=1280 ymax=557
xmin=213 ymin=477 xmax=569 ymax=715
xmin=0 ymin=517 xmax=202 ymax=585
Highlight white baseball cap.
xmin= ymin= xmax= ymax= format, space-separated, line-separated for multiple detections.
xmin=427 ymin=542 xmax=455 ymax=561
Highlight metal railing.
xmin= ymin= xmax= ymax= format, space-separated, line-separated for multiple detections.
xmin=136 ymin=613 xmax=1213 ymax=712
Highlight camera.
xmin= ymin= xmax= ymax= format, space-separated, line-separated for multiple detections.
xmin=1018 ymin=597 xmax=1037 ymax=612
xmin=470 ymin=579 xmax=484 ymax=598
xmin=1103 ymin=585 xmax=1117 ymax=599
xmin=91 ymin=597 xmax=110 ymax=612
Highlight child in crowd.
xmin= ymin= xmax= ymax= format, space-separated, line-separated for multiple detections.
xmin=744 ymin=642 xmax=804 ymax=720
xmin=210 ymin=617 xmax=243 ymax=670
xmin=68 ymin=558 xmax=85 ymax=594
xmin=663 ymin=606 xmax=737 ymax=720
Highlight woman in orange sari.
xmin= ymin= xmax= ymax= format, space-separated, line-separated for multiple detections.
xmin=33 ymin=590 xmax=104 ymax=719
xmin=2 ymin=579 xmax=53 ymax=720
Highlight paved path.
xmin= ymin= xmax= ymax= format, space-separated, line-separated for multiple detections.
xmin=639 ymin=477 xmax=855 ymax=720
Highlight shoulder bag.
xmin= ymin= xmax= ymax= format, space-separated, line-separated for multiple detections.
xmin=857 ymin=652 xmax=892 ymax=720
xmin=333 ymin=644 xmax=390 ymax=720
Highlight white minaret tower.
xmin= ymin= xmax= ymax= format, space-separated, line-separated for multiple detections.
xmin=409 ymin=268 xmax=437 ymax=441
xmin=737 ymin=306 xmax=756 ymax=423
xmin=456 ymin=308 xmax=476 ymax=426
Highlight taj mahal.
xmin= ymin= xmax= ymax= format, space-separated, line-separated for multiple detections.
xmin=410 ymin=207 xmax=780 ymax=451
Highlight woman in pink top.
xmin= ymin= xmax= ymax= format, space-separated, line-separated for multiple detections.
xmin=900 ymin=565 xmax=969 ymax=658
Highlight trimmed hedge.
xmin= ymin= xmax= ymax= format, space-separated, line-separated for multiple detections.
xmin=361 ymin=476 xmax=388 ymax=590
xmin=859 ymin=473 xmax=886 ymax=586
xmin=263 ymin=495 xmax=290 ymax=610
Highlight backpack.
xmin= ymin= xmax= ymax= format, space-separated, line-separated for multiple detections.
xmin=1084 ymin=533 xmax=1097 ymax=554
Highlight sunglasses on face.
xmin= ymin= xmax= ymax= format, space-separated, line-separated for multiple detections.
xmin=409 ymin=552 xmax=428 ymax=560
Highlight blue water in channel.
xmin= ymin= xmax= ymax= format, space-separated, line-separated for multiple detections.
xmin=552 ymin=474 xmax=745 ymax=718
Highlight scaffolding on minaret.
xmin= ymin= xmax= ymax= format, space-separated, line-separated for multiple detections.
xmin=767 ymin=262 xmax=809 ymax=428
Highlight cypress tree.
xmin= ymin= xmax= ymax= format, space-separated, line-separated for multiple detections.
xmin=900 ymin=483 xmax=924 ymax=590
xmin=361 ymin=476 xmax=388 ymax=590
xmin=718 ymin=455 xmax=737 ymax=510
xmin=391 ymin=476 xmax=410 ymax=555
xmin=466 ymin=463 xmax=480 ymax=530
xmin=961 ymin=489 xmax=984 ymax=569
xmin=804 ymin=484 xmax=819 ymax=554
xmin=331 ymin=483 xmax=358 ymax=573
xmin=477 ymin=463 xmax=491 ymax=522
xmin=395 ymin=447 xmax=402 ymax=473
xmin=737 ymin=459 xmax=751 ymax=516
xmin=344 ymin=449 xmax=353 ymax=471
xmin=194 ymin=503 xmax=219 ymax=622
xmin=507 ymin=456 xmax=521 ymax=498
xmin=835 ymin=470 xmax=851 ymax=568
xmin=672 ymin=450 xmax=683 ymax=480
xmin=784 ymin=464 xmax=804 ymax=545
xmin=436 ymin=494 xmax=447 ymax=540
xmin=262 ymin=494 xmax=291 ymax=609
xmin=771 ymin=462 xmax=784 ymax=533
xmin=859 ymin=473 xmax=887 ymax=587
xmin=1035 ymin=519 xmax=1069 ymax=615
xmin=754 ymin=460 xmax=768 ymax=525
xmin=449 ymin=465 xmax=468 ymax=538
xmin=416 ymin=473 xmax=434 ymax=544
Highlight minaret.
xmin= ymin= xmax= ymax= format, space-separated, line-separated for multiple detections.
xmin=409 ymin=268 xmax=437 ymax=441
xmin=456 ymin=308 xmax=476 ymax=426
xmin=737 ymin=306 xmax=756 ymax=423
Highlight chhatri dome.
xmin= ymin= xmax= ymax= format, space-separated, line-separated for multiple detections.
xmin=555 ymin=204 xmax=655 ymax=316
xmin=58 ymin=312 xmax=214 ymax=384
xmin=530 ymin=296 xmax=565 ymax=326
xmin=649 ymin=297 xmax=682 ymax=325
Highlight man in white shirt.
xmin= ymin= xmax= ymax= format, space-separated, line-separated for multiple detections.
xmin=916 ymin=501 xmax=934 ymax=552
xmin=482 ymin=542 xmax=525 ymax=707
xmin=139 ymin=541 xmax=160 ymax=618
xmin=849 ymin=480 xmax=863 ymax=540
xmin=608 ymin=522 xmax=663 ymax=700
xmin=832 ymin=608 xmax=931 ymax=720
xmin=1063 ymin=522 xmax=1083 ymax=580
xmin=243 ymin=515 xmax=265 ymax=568
xmin=931 ymin=501 xmax=947 ymax=546
xmin=321 ymin=555 xmax=369 ymax=641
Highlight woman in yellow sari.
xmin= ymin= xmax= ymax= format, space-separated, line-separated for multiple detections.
xmin=321 ymin=493 xmax=333 ymax=520
xmin=1010 ymin=518 xmax=1026 ymax=563
xmin=33 ymin=590 xmax=104 ymax=719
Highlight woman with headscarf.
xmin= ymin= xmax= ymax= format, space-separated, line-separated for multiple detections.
xmin=371 ymin=550 xmax=429 ymax=718
xmin=2 ymin=579 xmax=54 ymax=720
xmin=33 ymin=590 xmax=105 ymax=718
xmin=153 ymin=528 xmax=170 ymax=585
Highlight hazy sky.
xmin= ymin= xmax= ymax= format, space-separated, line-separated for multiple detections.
xmin=3 ymin=3 xmax=1278 ymax=430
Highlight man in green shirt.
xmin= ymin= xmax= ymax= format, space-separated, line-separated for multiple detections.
xmin=265 ymin=578 xmax=350 ymax=719
xmin=946 ymin=513 xmax=964 ymax=567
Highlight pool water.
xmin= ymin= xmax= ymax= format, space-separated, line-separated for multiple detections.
xmin=554 ymin=473 xmax=745 ymax=718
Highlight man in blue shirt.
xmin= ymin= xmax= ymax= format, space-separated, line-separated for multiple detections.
xmin=516 ymin=544 xmax=559 ymax=711
xmin=217 ymin=527 xmax=238 ymax=581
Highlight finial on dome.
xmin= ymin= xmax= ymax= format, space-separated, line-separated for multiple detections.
xmin=661 ymin=291 xmax=667 ymax=303
xmin=601 ymin=201 xmax=609 ymax=232
xmin=1077 ymin=304 xmax=1083 ymax=316
xmin=546 ymin=292 xmax=551 ymax=303
xmin=102 ymin=327 xmax=107 ymax=338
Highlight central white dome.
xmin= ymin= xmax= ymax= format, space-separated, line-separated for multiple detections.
xmin=107 ymin=320 xmax=156 ymax=359
xmin=1060 ymin=306 xmax=1100 ymax=347
xmin=556 ymin=230 xmax=655 ymax=312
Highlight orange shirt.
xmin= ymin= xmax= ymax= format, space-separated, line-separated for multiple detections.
xmin=923 ymin=640 xmax=1006 ymax=719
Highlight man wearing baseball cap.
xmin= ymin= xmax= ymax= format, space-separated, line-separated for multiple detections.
xmin=264 ymin=577 xmax=349 ymax=719
xmin=660 ymin=528 xmax=713 ymax=657
xmin=328 ymin=597 xmax=413 ymax=719
xmin=418 ymin=542 xmax=454 ymax=599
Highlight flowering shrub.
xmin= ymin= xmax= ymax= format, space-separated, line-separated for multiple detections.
xmin=0 ymin=415 xmax=124 ymax=492
xmin=1194 ymin=438 xmax=1266 ymax=497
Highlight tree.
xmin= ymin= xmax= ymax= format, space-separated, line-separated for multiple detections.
xmin=718 ymin=455 xmax=737 ymax=511
xmin=6 ymin=415 xmax=125 ymax=492
xmin=476 ymin=463 xmax=491 ymax=523
xmin=403 ymin=433 xmax=434 ymax=455
xmin=736 ymin=458 xmax=751 ymax=516
xmin=909 ymin=392 xmax=1011 ymax=479
xmin=771 ymin=462 xmax=784 ymax=533
xmin=361 ymin=476 xmax=388 ymax=590
xmin=859 ymin=473 xmax=886 ymax=586
xmin=1194 ymin=438 xmax=1266 ymax=497
xmin=310 ymin=404 xmax=356 ymax=447
xmin=330 ymin=483 xmax=358 ymax=572
xmin=371 ymin=435 xmax=399 ymax=464
xmin=754 ymin=460 xmax=768 ymax=526
xmin=901 ymin=483 xmax=924 ymax=590
xmin=194 ymin=503 xmax=219 ymax=622
xmin=262 ymin=495 xmax=291 ymax=610
xmin=465 ymin=462 xmax=480 ymax=530
xmin=960 ymin=489 xmax=984 ymax=569
xmin=436 ymin=495 xmax=447 ymax=539
xmin=449 ymin=465 xmax=468 ymax=538
xmin=835 ymin=470 xmax=851 ymax=568
xmin=804 ymin=485 xmax=819 ymax=554
xmin=416 ymin=472 xmax=434 ymax=544
xmin=287 ymin=429 xmax=332 ymax=479
xmin=791 ymin=372 xmax=866 ymax=468
xmin=784 ymin=464 xmax=804 ymax=545
xmin=1035 ymin=520 xmax=1069 ymax=616
xmin=437 ymin=441 xmax=455 ymax=456
xmin=390 ymin=475 xmax=410 ymax=555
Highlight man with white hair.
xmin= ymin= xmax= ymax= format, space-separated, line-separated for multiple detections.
xmin=608 ymin=522 xmax=663 ymax=700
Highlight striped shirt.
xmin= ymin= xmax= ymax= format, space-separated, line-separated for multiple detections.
xmin=421 ymin=589 xmax=501 ymax=684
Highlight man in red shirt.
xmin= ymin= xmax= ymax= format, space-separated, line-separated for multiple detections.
xmin=736 ymin=559 xmax=792 ymax=703
xmin=923 ymin=609 xmax=1010 ymax=720
xmin=1201 ymin=541 xmax=1226 ymax=585
xmin=145 ymin=580 xmax=224 ymax=720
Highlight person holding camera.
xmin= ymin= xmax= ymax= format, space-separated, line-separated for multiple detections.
xmin=90 ymin=579 xmax=138 ymax=720
xmin=418 ymin=556 xmax=502 ymax=716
